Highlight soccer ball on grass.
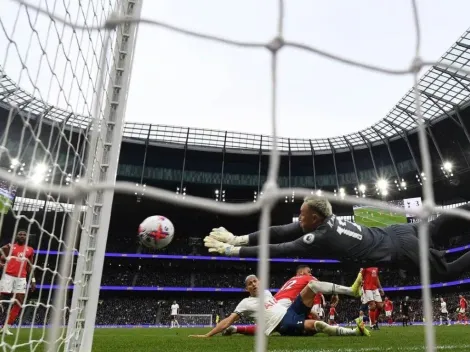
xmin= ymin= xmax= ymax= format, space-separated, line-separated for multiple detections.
xmin=138 ymin=215 xmax=175 ymax=249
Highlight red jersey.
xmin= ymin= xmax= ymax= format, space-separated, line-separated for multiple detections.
xmin=4 ymin=243 xmax=34 ymax=278
xmin=329 ymin=307 xmax=336 ymax=316
xmin=275 ymin=275 xmax=317 ymax=302
xmin=460 ymin=298 xmax=468 ymax=309
xmin=362 ymin=267 xmax=379 ymax=290
xmin=313 ymin=292 xmax=324 ymax=306
xmin=384 ymin=300 xmax=393 ymax=312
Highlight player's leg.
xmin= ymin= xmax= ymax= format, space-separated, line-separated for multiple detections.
xmin=445 ymin=251 xmax=470 ymax=277
xmin=5 ymin=292 xmax=24 ymax=330
xmin=0 ymin=274 xmax=14 ymax=335
xmin=440 ymin=313 xmax=443 ymax=326
xmin=303 ymin=320 xmax=370 ymax=337
xmin=223 ymin=325 xmax=256 ymax=336
xmin=373 ymin=292 xmax=383 ymax=330
xmin=175 ymin=315 xmax=180 ymax=328
xmin=428 ymin=203 xmax=470 ymax=247
xmin=306 ymin=276 xmax=362 ymax=299
xmin=363 ymin=290 xmax=376 ymax=328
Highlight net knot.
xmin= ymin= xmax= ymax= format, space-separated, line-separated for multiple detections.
xmin=419 ymin=200 xmax=434 ymax=219
xmin=105 ymin=12 xmax=121 ymax=30
xmin=410 ymin=56 xmax=423 ymax=74
xmin=266 ymin=36 xmax=284 ymax=53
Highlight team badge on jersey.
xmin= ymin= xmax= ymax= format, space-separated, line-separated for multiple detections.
xmin=303 ymin=233 xmax=315 ymax=244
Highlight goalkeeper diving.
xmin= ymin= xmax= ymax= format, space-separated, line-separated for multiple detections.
xmin=204 ymin=196 xmax=470 ymax=278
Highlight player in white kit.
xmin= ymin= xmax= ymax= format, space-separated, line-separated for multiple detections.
xmin=189 ymin=275 xmax=370 ymax=338
xmin=439 ymin=298 xmax=451 ymax=326
xmin=170 ymin=301 xmax=180 ymax=328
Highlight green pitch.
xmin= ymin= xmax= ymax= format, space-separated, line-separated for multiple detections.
xmin=354 ymin=206 xmax=407 ymax=228
xmin=4 ymin=326 xmax=470 ymax=351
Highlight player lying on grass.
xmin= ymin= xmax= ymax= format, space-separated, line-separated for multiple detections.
xmin=0 ymin=230 xmax=36 ymax=336
xmin=189 ymin=274 xmax=370 ymax=338
xmin=222 ymin=265 xmax=360 ymax=336
xmin=204 ymin=196 xmax=470 ymax=279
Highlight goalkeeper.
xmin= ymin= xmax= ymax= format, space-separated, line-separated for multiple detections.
xmin=204 ymin=196 xmax=470 ymax=278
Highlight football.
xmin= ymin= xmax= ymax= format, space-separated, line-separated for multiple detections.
xmin=138 ymin=215 xmax=175 ymax=249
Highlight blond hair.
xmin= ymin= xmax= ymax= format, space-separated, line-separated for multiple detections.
xmin=303 ymin=196 xmax=333 ymax=218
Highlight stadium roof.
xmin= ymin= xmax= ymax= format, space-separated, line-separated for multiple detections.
xmin=1 ymin=28 xmax=470 ymax=153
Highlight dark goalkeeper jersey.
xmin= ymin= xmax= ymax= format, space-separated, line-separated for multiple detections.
xmin=239 ymin=215 xmax=395 ymax=265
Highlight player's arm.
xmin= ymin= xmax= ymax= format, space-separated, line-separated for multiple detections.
xmin=206 ymin=227 xmax=325 ymax=258
xmin=0 ymin=244 xmax=10 ymax=269
xmin=244 ymin=222 xmax=304 ymax=246
xmin=189 ymin=313 xmax=240 ymax=338
xmin=27 ymin=252 xmax=36 ymax=291
xmin=377 ymin=276 xmax=384 ymax=296
xmin=321 ymin=294 xmax=326 ymax=307
xmin=207 ymin=222 xmax=304 ymax=247
xmin=0 ymin=244 xmax=10 ymax=261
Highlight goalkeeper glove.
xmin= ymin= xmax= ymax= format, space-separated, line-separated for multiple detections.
xmin=204 ymin=236 xmax=240 ymax=256
xmin=209 ymin=227 xmax=249 ymax=246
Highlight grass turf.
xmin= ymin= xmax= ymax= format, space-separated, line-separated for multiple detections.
xmin=3 ymin=326 xmax=470 ymax=351
xmin=354 ymin=207 xmax=407 ymax=228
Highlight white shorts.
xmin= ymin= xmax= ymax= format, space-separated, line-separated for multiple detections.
xmin=329 ymin=315 xmax=335 ymax=320
xmin=311 ymin=304 xmax=322 ymax=314
xmin=0 ymin=274 xmax=27 ymax=294
xmin=385 ymin=310 xmax=392 ymax=317
xmin=363 ymin=289 xmax=382 ymax=303
xmin=277 ymin=298 xmax=293 ymax=309
xmin=459 ymin=308 xmax=466 ymax=314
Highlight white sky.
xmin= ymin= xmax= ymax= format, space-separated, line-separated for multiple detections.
xmin=1 ymin=0 xmax=470 ymax=139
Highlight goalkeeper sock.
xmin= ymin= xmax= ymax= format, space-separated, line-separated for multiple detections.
xmin=314 ymin=321 xmax=357 ymax=336
xmin=7 ymin=304 xmax=20 ymax=325
xmin=236 ymin=325 xmax=256 ymax=335
xmin=308 ymin=280 xmax=354 ymax=297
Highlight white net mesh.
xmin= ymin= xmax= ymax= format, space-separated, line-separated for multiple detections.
xmin=0 ymin=0 xmax=470 ymax=351
xmin=177 ymin=314 xmax=213 ymax=327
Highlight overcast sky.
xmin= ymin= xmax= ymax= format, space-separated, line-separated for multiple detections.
xmin=1 ymin=0 xmax=470 ymax=139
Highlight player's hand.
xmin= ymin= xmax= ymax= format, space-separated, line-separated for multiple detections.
xmin=379 ymin=289 xmax=384 ymax=296
xmin=204 ymin=236 xmax=237 ymax=256
xmin=30 ymin=282 xmax=36 ymax=292
xmin=189 ymin=334 xmax=209 ymax=338
xmin=208 ymin=227 xmax=236 ymax=244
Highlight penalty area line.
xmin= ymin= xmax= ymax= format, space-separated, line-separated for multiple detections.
xmin=269 ymin=345 xmax=470 ymax=352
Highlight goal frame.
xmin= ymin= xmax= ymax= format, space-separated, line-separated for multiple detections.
xmin=56 ymin=1 xmax=144 ymax=351
xmin=177 ymin=314 xmax=214 ymax=327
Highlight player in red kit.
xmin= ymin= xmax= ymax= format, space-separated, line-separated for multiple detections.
xmin=383 ymin=297 xmax=394 ymax=326
xmin=222 ymin=265 xmax=362 ymax=336
xmin=312 ymin=292 xmax=326 ymax=320
xmin=0 ymin=230 xmax=36 ymax=336
xmin=457 ymin=295 xmax=468 ymax=325
xmin=329 ymin=305 xmax=337 ymax=325
xmin=360 ymin=267 xmax=384 ymax=330
xmin=223 ymin=265 xmax=316 ymax=336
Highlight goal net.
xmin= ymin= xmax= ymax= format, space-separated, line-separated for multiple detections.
xmin=0 ymin=0 xmax=470 ymax=352
xmin=177 ymin=314 xmax=213 ymax=327
xmin=0 ymin=0 xmax=141 ymax=351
